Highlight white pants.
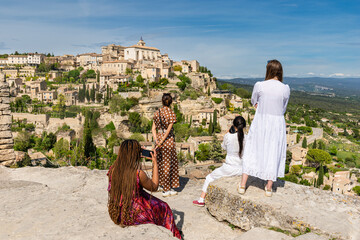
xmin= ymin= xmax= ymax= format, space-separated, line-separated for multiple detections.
xmin=202 ymin=162 xmax=242 ymax=192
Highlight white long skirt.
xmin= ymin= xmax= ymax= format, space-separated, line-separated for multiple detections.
xmin=242 ymin=113 xmax=287 ymax=181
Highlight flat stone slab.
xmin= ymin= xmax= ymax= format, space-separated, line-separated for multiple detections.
xmin=235 ymin=227 xmax=292 ymax=240
xmin=206 ymin=176 xmax=360 ymax=240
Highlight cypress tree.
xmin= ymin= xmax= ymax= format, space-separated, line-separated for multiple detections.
xmin=296 ymin=133 xmax=301 ymax=143
xmin=317 ymin=165 xmax=324 ymax=187
xmin=189 ymin=116 xmax=192 ymax=128
xmin=213 ymin=110 xmax=217 ymax=127
xmin=90 ymin=85 xmax=95 ymax=102
xmin=207 ymin=88 xmax=211 ymax=96
xmin=247 ymin=114 xmax=251 ymax=125
xmin=313 ymin=178 xmax=317 ymax=187
xmin=208 ymin=118 xmax=213 ymax=135
xmin=302 ymin=137 xmax=307 ymax=148
xmin=83 ymin=122 xmax=96 ymax=159
xmin=85 ymin=87 xmax=90 ymax=102
xmin=313 ymin=139 xmax=317 ymax=149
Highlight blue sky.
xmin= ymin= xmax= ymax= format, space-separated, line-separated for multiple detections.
xmin=0 ymin=0 xmax=359 ymax=78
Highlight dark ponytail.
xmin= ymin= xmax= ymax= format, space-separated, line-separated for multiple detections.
xmin=233 ymin=116 xmax=246 ymax=157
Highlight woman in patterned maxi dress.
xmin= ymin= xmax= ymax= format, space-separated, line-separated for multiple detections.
xmin=152 ymin=93 xmax=179 ymax=197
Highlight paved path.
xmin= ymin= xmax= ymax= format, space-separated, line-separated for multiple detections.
xmin=288 ymin=127 xmax=323 ymax=150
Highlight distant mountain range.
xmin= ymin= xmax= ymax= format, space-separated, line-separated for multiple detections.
xmin=218 ymin=77 xmax=360 ymax=98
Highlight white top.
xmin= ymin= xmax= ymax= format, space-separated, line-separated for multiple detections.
xmin=221 ymin=132 xmax=246 ymax=165
xmin=251 ymin=79 xmax=290 ymax=116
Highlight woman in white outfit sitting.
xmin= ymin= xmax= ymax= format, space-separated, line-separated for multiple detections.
xmin=193 ymin=116 xmax=246 ymax=207
xmin=238 ymin=60 xmax=290 ymax=197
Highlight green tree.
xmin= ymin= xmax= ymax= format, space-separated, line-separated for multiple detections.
xmin=53 ymin=138 xmax=70 ymax=159
xmin=174 ymin=65 xmax=182 ymax=72
xmin=318 ymin=140 xmax=325 ymax=150
xmin=125 ymin=68 xmax=133 ymax=75
xmin=317 ymin=165 xmax=324 ymax=187
xmin=209 ymin=136 xmax=224 ymax=162
xmin=85 ymin=87 xmax=90 ymax=102
xmin=213 ymin=110 xmax=217 ymax=127
xmin=90 ymin=85 xmax=95 ymax=102
xmin=14 ymin=131 xmax=35 ymax=152
xmin=247 ymin=114 xmax=251 ymax=125
xmin=328 ymin=146 xmax=337 ymax=156
xmin=296 ymin=133 xmax=301 ymax=144
xmin=208 ymin=118 xmax=213 ymax=135
xmin=306 ymin=149 xmax=332 ymax=168
xmin=52 ymin=94 xmax=66 ymax=118
xmin=286 ymin=150 xmax=292 ymax=165
xmin=313 ymin=139 xmax=317 ymax=149
xmin=96 ymin=93 xmax=103 ymax=103
xmin=195 ymin=143 xmax=211 ymax=161
xmin=302 ymin=137 xmax=307 ymax=148
xmin=128 ymin=112 xmax=142 ymax=132
xmin=136 ymin=75 xmax=144 ymax=83
xmin=83 ymin=122 xmax=96 ymax=159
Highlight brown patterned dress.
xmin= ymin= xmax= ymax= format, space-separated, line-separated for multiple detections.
xmin=153 ymin=106 xmax=179 ymax=192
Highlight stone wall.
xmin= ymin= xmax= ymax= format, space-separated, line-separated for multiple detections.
xmin=0 ymin=76 xmax=16 ymax=166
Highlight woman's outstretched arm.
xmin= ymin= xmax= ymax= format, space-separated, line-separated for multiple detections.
xmin=139 ymin=151 xmax=159 ymax=192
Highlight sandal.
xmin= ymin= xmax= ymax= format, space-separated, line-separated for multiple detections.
xmin=237 ymin=183 xmax=246 ymax=195
xmin=265 ymin=186 xmax=272 ymax=197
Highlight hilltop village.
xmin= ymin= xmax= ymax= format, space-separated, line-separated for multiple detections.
xmin=0 ymin=38 xmax=359 ymax=197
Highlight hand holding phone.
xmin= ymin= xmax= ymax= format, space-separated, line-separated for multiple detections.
xmin=141 ymin=149 xmax=154 ymax=159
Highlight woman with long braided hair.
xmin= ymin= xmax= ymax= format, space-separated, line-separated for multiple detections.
xmin=107 ymin=139 xmax=181 ymax=239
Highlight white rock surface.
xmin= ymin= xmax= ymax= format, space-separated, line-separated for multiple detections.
xmin=0 ymin=166 xmax=243 ymax=240
xmin=206 ymin=176 xmax=360 ymax=240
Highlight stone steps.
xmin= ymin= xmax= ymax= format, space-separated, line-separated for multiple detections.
xmin=206 ymin=176 xmax=360 ymax=240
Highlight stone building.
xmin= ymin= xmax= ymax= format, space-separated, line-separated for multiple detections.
xmin=124 ymin=38 xmax=161 ymax=62
xmin=290 ymin=146 xmax=308 ymax=167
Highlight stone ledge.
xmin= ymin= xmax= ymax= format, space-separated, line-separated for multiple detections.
xmin=206 ymin=176 xmax=360 ymax=240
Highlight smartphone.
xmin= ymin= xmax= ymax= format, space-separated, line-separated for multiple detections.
xmin=141 ymin=149 xmax=154 ymax=158
xmin=229 ymin=126 xmax=236 ymax=134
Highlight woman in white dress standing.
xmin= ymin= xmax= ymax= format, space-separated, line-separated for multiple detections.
xmin=238 ymin=60 xmax=290 ymax=197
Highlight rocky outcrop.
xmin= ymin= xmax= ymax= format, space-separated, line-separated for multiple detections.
xmin=0 ymin=77 xmax=16 ymax=166
xmin=206 ymin=176 xmax=360 ymax=240
xmin=0 ymin=166 xmax=242 ymax=240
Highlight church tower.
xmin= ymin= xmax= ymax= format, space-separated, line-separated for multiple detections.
xmin=137 ymin=37 xmax=145 ymax=46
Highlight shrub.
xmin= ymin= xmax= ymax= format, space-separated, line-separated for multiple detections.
xmin=285 ymin=164 xmax=289 ymax=174
xmin=174 ymin=65 xmax=182 ymax=72
xmin=323 ymin=185 xmax=331 ymax=191
xmin=352 ymin=186 xmax=360 ymax=196
xmin=283 ymin=174 xmax=298 ymax=184
xmin=211 ymin=97 xmax=223 ymax=104
xmin=299 ymin=179 xmax=311 ymax=186
xmin=105 ymin=121 xmax=116 ymax=131
xmin=129 ymin=133 xmax=145 ymax=142
xmin=16 ymin=153 xmax=32 ymax=167
xmin=290 ymin=165 xmax=302 ymax=175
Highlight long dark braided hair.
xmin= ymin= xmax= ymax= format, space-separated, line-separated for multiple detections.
xmin=233 ymin=116 xmax=246 ymax=157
